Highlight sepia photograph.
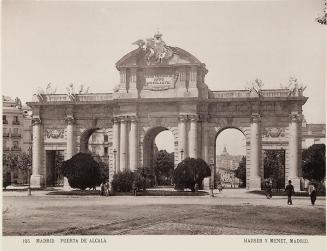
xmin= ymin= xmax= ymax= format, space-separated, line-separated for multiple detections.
xmin=1 ymin=0 xmax=326 ymax=250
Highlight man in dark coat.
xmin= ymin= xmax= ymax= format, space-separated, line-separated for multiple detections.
xmin=285 ymin=180 xmax=295 ymax=205
xmin=310 ymin=186 xmax=317 ymax=205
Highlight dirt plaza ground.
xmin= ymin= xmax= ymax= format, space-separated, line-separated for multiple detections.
xmin=3 ymin=189 xmax=325 ymax=236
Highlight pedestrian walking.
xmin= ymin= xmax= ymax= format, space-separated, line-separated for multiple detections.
xmin=100 ymin=182 xmax=105 ymax=196
xmin=264 ymin=179 xmax=272 ymax=199
xmin=285 ymin=180 xmax=295 ymax=205
xmin=132 ymin=181 xmax=137 ymax=196
xmin=104 ymin=181 xmax=110 ymax=196
xmin=308 ymin=184 xmax=317 ymax=205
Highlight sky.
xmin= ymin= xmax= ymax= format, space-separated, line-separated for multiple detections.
xmin=2 ymin=0 xmax=326 ymax=155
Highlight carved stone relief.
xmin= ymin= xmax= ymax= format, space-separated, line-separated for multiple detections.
xmin=264 ymin=127 xmax=285 ymax=138
xmin=46 ymin=129 xmax=65 ymax=139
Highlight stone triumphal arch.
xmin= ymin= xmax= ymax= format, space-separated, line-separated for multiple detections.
xmin=27 ymin=33 xmax=307 ymax=190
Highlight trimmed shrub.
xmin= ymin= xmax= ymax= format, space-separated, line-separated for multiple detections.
xmin=173 ymin=157 xmax=211 ymax=191
xmin=111 ymin=170 xmax=135 ymax=192
xmin=62 ymin=153 xmax=102 ymax=190
xmin=3 ymin=171 xmax=11 ymax=189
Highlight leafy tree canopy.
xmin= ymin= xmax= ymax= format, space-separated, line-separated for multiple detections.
xmin=302 ymin=144 xmax=325 ymax=182
xmin=173 ymin=158 xmax=210 ymax=192
xmin=234 ymin=156 xmax=246 ymax=188
xmin=154 ymin=150 xmax=174 ymax=185
xmin=62 ymin=153 xmax=103 ymax=190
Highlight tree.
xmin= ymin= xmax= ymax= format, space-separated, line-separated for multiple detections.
xmin=62 ymin=153 xmax=102 ymax=190
xmin=134 ymin=166 xmax=156 ymax=191
xmin=234 ymin=156 xmax=246 ymax=188
xmin=302 ymin=144 xmax=325 ymax=183
xmin=17 ymin=149 xmax=32 ymax=185
xmin=93 ymin=155 xmax=109 ymax=183
xmin=3 ymin=152 xmax=19 ymax=187
xmin=173 ymin=157 xmax=211 ymax=192
xmin=263 ymin=150 xmax=285 ymax=189
xmin=153 ymin=150 xmax=174 ymax=185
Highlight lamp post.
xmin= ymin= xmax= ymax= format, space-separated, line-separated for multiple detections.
xmin=27 ymin=167 xmax=31 ymax=196
xmin=210 ymin=158 xmax=215 ymax=197
xmin=113 ymin=149 xmax=117 ymax=173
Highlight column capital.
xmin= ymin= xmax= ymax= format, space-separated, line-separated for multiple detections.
xmin=251 ymin=113 xmax=261 ymax=123
xmin=188 ymin=114 xmax=199 ymax=122
xmin=65 ymin=115 xmax=75 ymax=125
xmin=178 ymin=115 xmax=188 ymax=122
xmin=129 ymin=115 xmax=138 ymax=123
xmin=289 ymin=113 xmax=300 ymax=123
xmin=112 ymin=116 xmax=120 ymax=124
xmin=119 ymin=116 xmax=128 ymax=123
xmin=32 ymin=117 xmax=42 ymax=126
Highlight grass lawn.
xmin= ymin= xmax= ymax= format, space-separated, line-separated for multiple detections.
xmin=3 ymin=196 xmax=325 ymax=235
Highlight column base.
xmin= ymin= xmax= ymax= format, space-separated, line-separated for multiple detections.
xmin=287 ymin=177 xmax=301 ymax=191
xmin=202 ymin=177 xmax=210 ymax=190
xmin=63 ymin=177 xmax=72 ymax=191
xmin=248 ymin=177 xmax=261 ymax=191
xmin=30 ymin=175 xmax=44 ymax=188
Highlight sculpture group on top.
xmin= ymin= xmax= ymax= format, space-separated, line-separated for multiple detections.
xmin=133 ymin=32 xmax=174 ymax=64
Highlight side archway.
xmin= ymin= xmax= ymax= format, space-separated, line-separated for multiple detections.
xmin=214 ymin=127 xmax=247 ymax=188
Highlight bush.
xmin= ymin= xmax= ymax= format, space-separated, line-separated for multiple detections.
xmin=3 ymin=171 xmax=11 ymax=189
xmin=111 ymin=170 xmax=135 ymax=192
xmin=62 ymin=153 xmax=102 ymax=190
xmin=173 ymin=158 xmax=211 ymax=192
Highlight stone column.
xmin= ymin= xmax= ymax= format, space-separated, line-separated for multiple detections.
xmin=129 ymin=116 xmax=138 ymax=171
xmin=288 ymin=113 xmax=301 ymax=190
xmin=249 ymin=113 xmax=261 ymax=190
xmin=201 ymin=115 xmax=209 ymax=163
xmin=178 ymin=115 xmax=187 ymax=162
xmin=119 ymin=116 xmax=127 ymax=171
xmin=112 ymin=117 xmax=120 ymax=173
xmin=189 ymin=115 xmax=198 ymax=158
xmin=63 ymin=116 xmax=75 ymax=189
xmin=30 ymin=117 xmax=43 ymax=188
xmin=65 ymin=116 xmax=75 ymax=159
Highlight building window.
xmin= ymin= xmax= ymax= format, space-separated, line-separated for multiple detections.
xmin=104 ymin=147 xmax=108 ymax=156
xmin=104 ymin=134 xmax=108 ymax=142
xmin=3 ymin=115 xmax=8 ymax=124
xmin=13 ymin=116 xmax=20 ymax=125
xmin=13 ymin=141 xmax=20 ymax=150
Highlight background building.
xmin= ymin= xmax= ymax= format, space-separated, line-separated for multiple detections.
xmin=3 ymin=96 xmax=32 ymax=184
xmin=302 ymin=117 xmax=326 ymax=149
xmin=216 ymin=146 xmax=243 ymax=188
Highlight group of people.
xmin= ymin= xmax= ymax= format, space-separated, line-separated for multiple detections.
xmin=100 ymin=181 xmax=110 ymax=196
xmin=265 ymin=178 xmax=318 ymax=206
